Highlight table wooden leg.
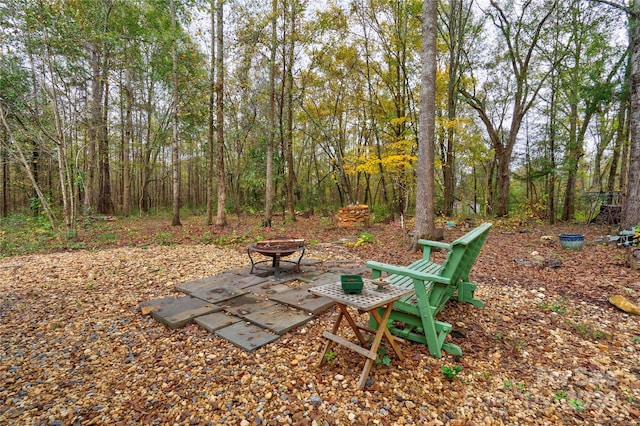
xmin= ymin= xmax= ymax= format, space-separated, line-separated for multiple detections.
xmin=356 ymin=302 xmax=398 ymax=390
xmin=318 ymin=309 xmax=344 ymax=366
xmin=337 ymin=304 xmax=368 ymax=345
xmin=370 ymin=305 xmax=404 ymax=361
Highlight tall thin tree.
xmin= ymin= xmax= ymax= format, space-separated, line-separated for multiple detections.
xmin=264 ymin=0 xmax=277 ymax=228
xmin=411 ymin=0 xmax=437 ymax=250
xmin=206 ymin=0 xmax=216 ymax=226
xmin=171 ymin=0 xmax=182 ymax=226
xmin=215 ymin=0 xmax=226 ymax=226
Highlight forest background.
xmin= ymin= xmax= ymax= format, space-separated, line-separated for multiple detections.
xmin=0 ymin=0 xmax=637 ymax=244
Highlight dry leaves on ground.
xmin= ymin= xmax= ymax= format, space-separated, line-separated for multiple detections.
xmin=1 ymin=218 xmax=639 ymax=425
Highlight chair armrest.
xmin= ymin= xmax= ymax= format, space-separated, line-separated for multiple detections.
xmin=418 ymin=240 xmax=451 ymax=249
xmin=417 ymin=239 xmax=452 ymax=259
xmin=366 ymin=260 xmax=451 ymax=285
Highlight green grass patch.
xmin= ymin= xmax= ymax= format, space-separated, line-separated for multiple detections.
xmin=0 ymin=214 xmax=56 ymax=257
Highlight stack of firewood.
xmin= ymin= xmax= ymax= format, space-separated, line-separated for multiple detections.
xmin=337 ymin=205 xmax=370 ymax=227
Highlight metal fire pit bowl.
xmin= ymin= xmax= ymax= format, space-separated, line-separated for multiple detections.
xmin=247 ymin=238 xmax=306 ymax=279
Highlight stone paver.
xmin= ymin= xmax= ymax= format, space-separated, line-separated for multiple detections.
xmin=215 ymin=322 xmax=279 ymax=352
xmin=244 ymin=281 xmax=294 ymax=297
xmin=267 ymin=284 xmax=334 ymax=314
xmin=150 ymin=296 xmax=221 ymax=329
xmin=225 ymin=273 xmax=272 ymax=289
xmin=296 ymin=269 xmax=326 ymax=283
xmin=300 ymin=272 xmax=342 ymax=287
xmin=220 ymin=293 xmax=277 ymax=318
xmin=179 ymin=275 xmax=247 ymax=304
xmin=175 ymin=273 xmax=235 ymax=293
xmin=195 ymin=312 xmax=242 ymax=333
xmin=243 ymin=304 xmax=314 ymax=335
xmin=139 ymin=295 xmax=179 ymax=315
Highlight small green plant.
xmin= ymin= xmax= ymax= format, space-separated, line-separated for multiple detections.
xmin=554 ymin=390 xmax=567 ymax=401
xmin=503 ymin=379 xmax=513 ymax=389
xmin=515 ymin=382 xmax=531 ymax=397
xmin=568 ymin=320 xmax=610 ymax=341
xmin=625 ymin=390 xmax=634 ymax=403
xmin=371 ymin=205 xmax=390 ymax=223
xmin=202 ymin=231 xmax=213 ymax=244
xmin=552 ymin=303 xmax=567 ymax=314
xmin=514 ymin=340 xmax=526 ymax=350
xmin=441 ymin=365 xmax=462 ymax=380
xmin=154 ymin=231 xmax=177 ymax=246
xmin=214 ymin=235 xmax=243 ymax=246
xmin=98 ymin=232 xmax=118 ymax=242
xmin=354 ymin=231 xmax=376 ymax=247
xmin=375 ymin=348 xmax=391 ymax=367
xmin=323 ymin=350 xmax=337 ymax=363
xmin=477 ymin=372 xmax=492 ymax=380
xmin=633 ymin=336 xmax=639 ymax=344
xmin=318 ymin=216 xmax=334 ymax=228
xmin=567 ymin=398 xmax=586 ymax=411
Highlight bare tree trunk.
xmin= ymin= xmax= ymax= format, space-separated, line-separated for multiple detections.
xmin=85 ymin=49 xmax=100 ymax=214
xmin=264 ymin=0 xmax=277 ymax=228
xmin=411 ymin=0 xmax=437 ymax=251
xmin=623 ymin=5 xmax=640 ymax=228
xmin=215 ymin=0 xmax=226 ymax=226
xmin=97 ymin=56 xmax=114 ymax=215
xmin=170 ymin=0 xmax=181 ymax=226
xmin=442 ymin=0 xmax=473 ymax=216
xmin=285 ymin=0 xmax=296 ymax=221
xmin=206 ymin=0 xmax=216 ymax=226
xmin=607 ymin=98 xmax=628 ymax=193
xmin=1 ymin=132 xmax=8 ymax=217
xmin=547 ymin=92 xmax=557 ymax=224
xmin=139 ymin=81 xmax=155 ymax=214
xmin=122 ymin=67 xmax=132 ymax=217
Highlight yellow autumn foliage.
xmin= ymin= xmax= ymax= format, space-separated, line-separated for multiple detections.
xmin=344 ymin=136 xmax=417 ymax=177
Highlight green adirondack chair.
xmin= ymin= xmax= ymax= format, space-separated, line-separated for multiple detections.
xmin=366 ymin=222 xmax=492 ymax=358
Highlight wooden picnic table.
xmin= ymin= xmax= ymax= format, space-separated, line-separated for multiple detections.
xmin=310 ymin=280 xmax=414 ymax=390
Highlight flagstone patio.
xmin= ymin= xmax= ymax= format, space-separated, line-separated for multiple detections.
xmin=141 ymin=259 xmax=368 ymax=351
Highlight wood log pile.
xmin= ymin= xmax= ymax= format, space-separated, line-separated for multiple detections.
xmin=337 ymin=205 xmax=370 ymax=227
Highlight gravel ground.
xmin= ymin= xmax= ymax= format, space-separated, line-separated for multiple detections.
xmin=1 ymin=223 xmax=640 ymax=425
